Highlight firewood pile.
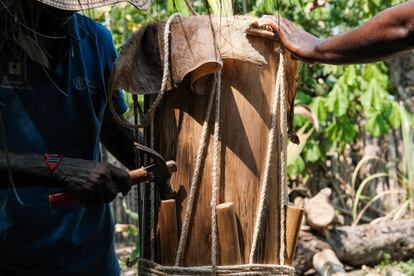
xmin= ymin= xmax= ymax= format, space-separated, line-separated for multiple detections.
xmin=292 ymin=188 xmax=414 ymax=275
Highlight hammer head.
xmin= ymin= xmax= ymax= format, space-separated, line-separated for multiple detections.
xmin=134 ymin=143 xmax=175 ymax=199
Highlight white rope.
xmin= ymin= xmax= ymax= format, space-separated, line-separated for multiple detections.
xmin=139 ymin=258 xmax=294 ymax=275
xmin=249 ymin=49 xmax=289 ymax=264
xmin=175 ymin=76 xmax=218 ymax=266
xmin=138 ymin=18 xmax=293 ymax=273
xmin=210 ymin=72 xmax=222 ymax=271
xmin=108 ymin=13 xmax=179 ymax=129
xmin=278 ymin=49 xmax=289 ymax=265
xmin=141 ymin=13 xmax=179 ymax=127
xmin=145 ymin=13 xmax=178 ymax=262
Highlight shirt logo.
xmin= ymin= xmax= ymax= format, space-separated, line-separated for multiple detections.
xmin=9 ymin=62 xmax=22 ymax=75
xmin=73 ymin=76 xmax=103 ymax=95
xmin=1 ymin=62 xmax=32 ymax=91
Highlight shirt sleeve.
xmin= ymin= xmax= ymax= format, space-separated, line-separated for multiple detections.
xmin=103 ymin=27 xmax=128 ymax=115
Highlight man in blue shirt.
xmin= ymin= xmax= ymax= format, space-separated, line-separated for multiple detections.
xmin=0 ymin=0 xmax=151 ymax=274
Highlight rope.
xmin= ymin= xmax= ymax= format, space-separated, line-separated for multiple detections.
xmin=278 ymin=49 xmax=289 ymax=265
xmin=139 ymin=259 xmax=295 ymax=275
xmin=210 ymin=72 xmax=222 ymax=271
xmin=249 ymin=49 xmax=289 ymax=264
xmin=135 ymin=20 xmax=293 ymax=274
xmin=175 ymin=75 xmax=218 ymax=266
xmin=107 ymin=13 xmax=179 ymax=130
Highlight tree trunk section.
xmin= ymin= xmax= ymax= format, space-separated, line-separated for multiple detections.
xmin=294 ymin=220 xmax=414 ymax=275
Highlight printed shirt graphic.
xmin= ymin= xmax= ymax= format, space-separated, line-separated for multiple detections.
xmin=0 ymin=14 xmax=127 ymax=275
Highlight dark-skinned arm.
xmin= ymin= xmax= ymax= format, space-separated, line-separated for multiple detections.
xmin=100 ymin=110 xmax=143 ymax=171
xmin=0 ymin=151 xmax=131 ymax=206
xmin=261 ymin=0 xmax=414 ymax=64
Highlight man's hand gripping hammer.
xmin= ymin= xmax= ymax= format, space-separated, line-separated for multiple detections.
xmin=48 ymin=143 xmax=176 ymax=208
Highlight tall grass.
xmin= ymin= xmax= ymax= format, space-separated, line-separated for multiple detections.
xmin=399 ymin=103 xmax=414 ymax=212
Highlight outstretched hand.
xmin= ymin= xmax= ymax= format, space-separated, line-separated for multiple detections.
xmin=258 ymin=15 xmax=322 ymax=63
xmin=53 ymin=158 xmax=131 ymax=207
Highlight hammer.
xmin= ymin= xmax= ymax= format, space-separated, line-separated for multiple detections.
xmin=48 ymin=145 xmax=176 ymax=208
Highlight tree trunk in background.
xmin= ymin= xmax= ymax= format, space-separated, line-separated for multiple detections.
xmin=387 ymin=53 xmax=414 ymax=214
xmin=387 ymin=51 xmax=414 ymax=113
xmin=361 ymin=134 xmax=388 ymax=216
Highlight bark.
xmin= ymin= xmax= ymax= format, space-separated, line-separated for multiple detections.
xmin=387 ymin=52 xmax=414 ymax=113
xmin=294 ymin=220 xmax=414 ymax=275
xmin=294 ymin=231 xmax=330 ymax=275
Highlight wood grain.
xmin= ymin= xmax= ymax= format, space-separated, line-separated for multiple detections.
xmin=153 ymin=34 xmax=300 ymax=266
xmin=286 ymin=205 xmax=304 ymax=265
xmin=216 ymin=202 xmax=242 ymax=265
xmin=158 ymin=199 xmax=179 ymax=265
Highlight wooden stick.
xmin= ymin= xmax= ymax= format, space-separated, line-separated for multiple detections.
xmin=158 ymin=199 xmax=178 ymax=265
xmin=286 ymin=205 xmax=304 ymax=265
xmin=216 ymin=202 xmax=242 ymax=265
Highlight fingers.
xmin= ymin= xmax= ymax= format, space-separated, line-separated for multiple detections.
xmin=79 ymin=165 xmax=131 ymax=207
xmin=110 ymin=167 xmax=132 ymax=196
xmin=79 ymin=181 xmax=118 ymax=207
xmin=258 ymin=15 xmax=293 ymax=43
xmin=258 ymin=15 xmax=280 ymax=31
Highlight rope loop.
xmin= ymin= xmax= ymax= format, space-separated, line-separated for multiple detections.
xmin=108 ymin=13 xmax=180 ymax=129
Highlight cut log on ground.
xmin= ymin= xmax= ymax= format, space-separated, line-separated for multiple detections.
xmin=294 ymin=230 xmax=330 ymax=275
xmin=313 ymin=249 xmax=346 ymax=276
xmin=294 ymin=220 xmax=414 ymax=275
xmin=305 ymin=187 xmax=336 ymax=230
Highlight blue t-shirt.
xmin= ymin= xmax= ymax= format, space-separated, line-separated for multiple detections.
xmin=0 ymin=14 xmax=127 ymax=275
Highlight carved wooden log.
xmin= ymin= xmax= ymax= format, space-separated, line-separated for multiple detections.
xmin=151 ymin=18 xmax=300 ymax=266
xmin=111 ymin=16 xmax=301 ymax=268
xmin=294 ymin=220 xmax=414 ymax=275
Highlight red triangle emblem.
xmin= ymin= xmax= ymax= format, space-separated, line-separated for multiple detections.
xmin=44 ymin=153 xmax=63 ymax=171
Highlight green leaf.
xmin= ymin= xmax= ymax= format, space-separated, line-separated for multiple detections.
xmin=326 ymin=83 xmax=349 ymax=116
xmin=295 ymin=91 xmax=313 ymax=105
xmin=387 ymin=102 xmax=402 ymax=129
xmin=325 ymin=116 xmax=357 ymax=144
xmin=310 ymin=96 xmax=328 ymax=121
xmin=343 ymin=66 xmax=357 ymax=86
xmin=304 ymin=142 xmax=321 ymax=163
xmin=361 ymin=78 xmax=390 ymax=112
xmin=366 ymin=112 xmax=389 ymax=137
xmin=167 ymin=0 xmax=190 ymax=15
xmin=363 ymin=64 xmax=388 ymax=88
xmin=288 ymin=156 xmax=305 ymax=178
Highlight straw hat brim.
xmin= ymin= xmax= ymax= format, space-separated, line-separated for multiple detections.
xmin=35 ymin=0 xmax=152 ymax=10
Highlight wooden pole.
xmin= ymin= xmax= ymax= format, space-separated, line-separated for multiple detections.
xmin=158 ymin=199 xmax=178 ymax=265
xmin=216 ymin=202 xmax=242 ymax=265
xmin=285 ymin=205 xmax=304 ymax=265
